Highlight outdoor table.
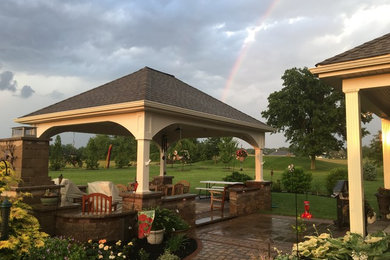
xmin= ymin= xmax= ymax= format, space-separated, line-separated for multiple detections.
xmin=196 ymin=181 xmax=243 ymax=199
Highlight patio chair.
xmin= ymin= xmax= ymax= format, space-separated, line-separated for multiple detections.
xmin=173 ymin=183 xmax=185 ymax=195
xmin=210 ymin=187 xmax=228 ymax=212
xmin=82 ymin=193 xmax=115 ymax=214
xmin=116 ymin=184 xmax=128 ymax=193
xmin=177 ymin=180 xmax=190 ymax=193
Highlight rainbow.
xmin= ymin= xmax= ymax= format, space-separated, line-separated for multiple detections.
xmin=221 ymin=0 xmax=280 ymax=102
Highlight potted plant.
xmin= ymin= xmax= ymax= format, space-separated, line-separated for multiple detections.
xmin=41 ymin=189 xmax=59 ymax=206
xmin=146 ymin=208 xmax=168 ymax=245
xmin=375 ymin=187 xmax=390 ymax=219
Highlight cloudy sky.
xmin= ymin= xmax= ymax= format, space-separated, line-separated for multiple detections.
xmin=1 ymin=0 xmax=389 ymax=148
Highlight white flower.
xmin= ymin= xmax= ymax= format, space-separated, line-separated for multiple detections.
xmin=99 ymin=244 xmax=104 ymax=249
xmin=109 ymin=255 xmax=115 ymax=259
xmin=118 ymin=252 xmax=122 ymax=256
xmin=98 ymin=255 xmax=103 ymax=259
xmin=104 ymin=245 xmax=109 ymax=250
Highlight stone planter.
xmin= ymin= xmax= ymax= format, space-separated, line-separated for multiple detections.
xmin=40 ymin=196 xmax=59 ymax=206
xmin=147 ymin=229 xmax=165 ymax=245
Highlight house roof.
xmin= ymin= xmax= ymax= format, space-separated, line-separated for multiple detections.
xmin=22 ymin=67 xmax=269 ymax=128
xmin=316 ymin=32 xmax=390 ymax=66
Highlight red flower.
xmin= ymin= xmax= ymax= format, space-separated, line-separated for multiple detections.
xmin=138 ymin=214 xmax=148 ymax=222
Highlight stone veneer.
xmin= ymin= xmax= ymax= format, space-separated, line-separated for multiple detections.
xmin=229 ymin=181 xmax=272 ymax=216
xmin=55 ymin=210 xmax=137 ymax=242
xmin=161 ymin=193 xmax=197 ymax=228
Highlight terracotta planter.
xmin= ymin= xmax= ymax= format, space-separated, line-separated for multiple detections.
xmin=147 ymin=229 xmax=165 ymax=244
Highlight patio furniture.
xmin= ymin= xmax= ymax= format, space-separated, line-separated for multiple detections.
xmin=210 ymin=187 xmax=228 ymax=212
xmin=82 ymin=193 xmax=115 ymax=214
xmin=53 ymin=178 xmax=86 ymax=204
xmin=87 ymin=181 xmax=122 ymax=210
xmin=177 ymin=180 xmax=190 ymax=193
xmin=173 ymin=183 xmax=185 ymax=195
xmin=116 ymin=184 xmax=128 ymax=193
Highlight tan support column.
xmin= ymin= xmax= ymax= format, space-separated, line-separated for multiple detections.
xmin=382 ymin=118 xmax=390 ymax=189
xmin=254 ymin=133 xmax=265 ymax=181
xmin=136 ymin=139 xmax=151 ymax=193
xmin=159 ymin=147 xmax=166 ymax=176
xmin=255 ymin=148 xmax=264 ymax=181
xmin=344 ymin=89 xmax=365 ymax=235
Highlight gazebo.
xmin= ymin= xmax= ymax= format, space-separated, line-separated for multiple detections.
xmin=15 ymin=67 xmax=273 ymax=197
xmin=310 ymin=32 xmax=390 ymax=235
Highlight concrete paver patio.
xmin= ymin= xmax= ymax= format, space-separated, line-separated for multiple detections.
xmin=192 ymin=199 xmax=390 ymax=259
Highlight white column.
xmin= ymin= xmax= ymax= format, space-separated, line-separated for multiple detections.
xmin=255 ymin=148 xmax=264 ymax=181
xmin=382 ymin=118 xmax=390 ymax=189
xmin=136 ymin=139 xmax=151 ymax=193
xmin=159 ymin=147 xmax=166 ymax=176
xmin=344 ymin=89 xmax=365 ymax=235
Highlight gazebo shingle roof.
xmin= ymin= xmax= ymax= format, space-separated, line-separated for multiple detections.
xmin=23 ymin=67 xmax=268 ymax=127
xmin=316 ymin=32 xmax=390 ymax=66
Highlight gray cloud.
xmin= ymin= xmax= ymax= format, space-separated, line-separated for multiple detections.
xmin=48 ymin=90 xmax=65 ymax=99
xmin=20 ymin=85 xmax=35 ymax=98
xmin=0 ymin=71 xmax=17 ymax=92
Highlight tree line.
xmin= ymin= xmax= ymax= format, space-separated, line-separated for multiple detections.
xmin=49 ymin=135 xmax=242 ymax=170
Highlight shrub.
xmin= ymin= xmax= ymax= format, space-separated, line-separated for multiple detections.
xmin=271 ymin=179 xmax=282 ymax=192
xmin=26 ymin=237 xmax=87 ymax=260
xmin=158 ymin=249 xmax=180 ymax=260
xmin=275 ymin=231 xmax=390 ymax=259
xmin=281 ymin=167 xmax=312 ymax=193
xmin=363 ymin=162 xmax=377 ymax=181
xmin=325 ymin=168 xmax=348 ymax=195
xmin=223 ymin=171 xmax=252 ymax=182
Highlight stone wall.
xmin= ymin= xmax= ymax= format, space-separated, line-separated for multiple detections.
xmin=0 ymin=137 xmax=52 ymax=187
xmin=229 ymin=181 xmax=272 ymax=216
xmin=161 ymin=194 xmax=197 ymax=228
xmin=55 ymin=210 xmax=137 ymax=242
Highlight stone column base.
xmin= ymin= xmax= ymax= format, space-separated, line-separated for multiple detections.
xmin=120 ymin=191 xmax=163 ymax=211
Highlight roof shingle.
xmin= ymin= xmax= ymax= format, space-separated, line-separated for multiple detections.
xmin=23 ymin=67 xmax=268 ymax=127
xmin=316 ymin=32 xmax=390 ymax=66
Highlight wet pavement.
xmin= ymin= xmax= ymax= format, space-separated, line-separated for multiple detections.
xmin=191 ymin=199 xmax=390 ymax=260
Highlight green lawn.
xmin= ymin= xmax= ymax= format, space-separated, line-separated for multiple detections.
xmin=49 ymin=156 xmax=384 ymax=220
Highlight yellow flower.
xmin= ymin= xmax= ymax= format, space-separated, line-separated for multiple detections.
xmin=128 ymin=241 xmax=133 ymax=246
xmin=118 ymin=252 xmax=122 ymax=256
xmin=116 ymin=240 xmax=122 ymax=246
xmin=98 ymin=255 xmax=103 ymax=259
xmin=99 ymin=244 xmax=104 ymax=249
xmin=35 ymin=239 xmax=45 ymax=248
xmin=104 ymin=245 xmax=109 ymax=250
xmin=365 ymin=236 xmax=383 ymax=243
xmin=88 ymin=239 xmax=92 ymax=244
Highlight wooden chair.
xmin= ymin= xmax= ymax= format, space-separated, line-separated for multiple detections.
xmin=82 ymin=193 xmax=113 ymax=214
xmin=210 ymin=187 xmax=228 ymax=212
xmin=173 ymin=183 xmax=184 ymax=195
xmin=177 ymin=180 xmax=190 ymax=193
xmin=116 ymin=184 xmax=128 ymax=193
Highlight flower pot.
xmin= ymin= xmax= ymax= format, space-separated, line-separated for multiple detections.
xmin=40 ymin=196 xmax=59 ymax=206
xmin=147 ymin=229 xmax=165 ymax=244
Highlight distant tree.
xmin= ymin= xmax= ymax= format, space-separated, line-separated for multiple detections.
xmin=368 ymin=131 xmax=383 ymax=166
xmin=203 ymin=137 xmax=222 ymax=163
xmin=261 ymin=67 xmax=372 ymax=170
xmin=62 ymin=144 xmax=83 ymax=167
xmin=218 ymin=137 xmax=238 ymax=168
xmin=49 ymin=135 xmax=65 ymax=170
xmin=85 ymin=138 xmax=100 ymax=169
xmin=94 ymin=134 xmax=113 ymax=160
xmin=112 ymin=136 xmax=136 ymax=168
